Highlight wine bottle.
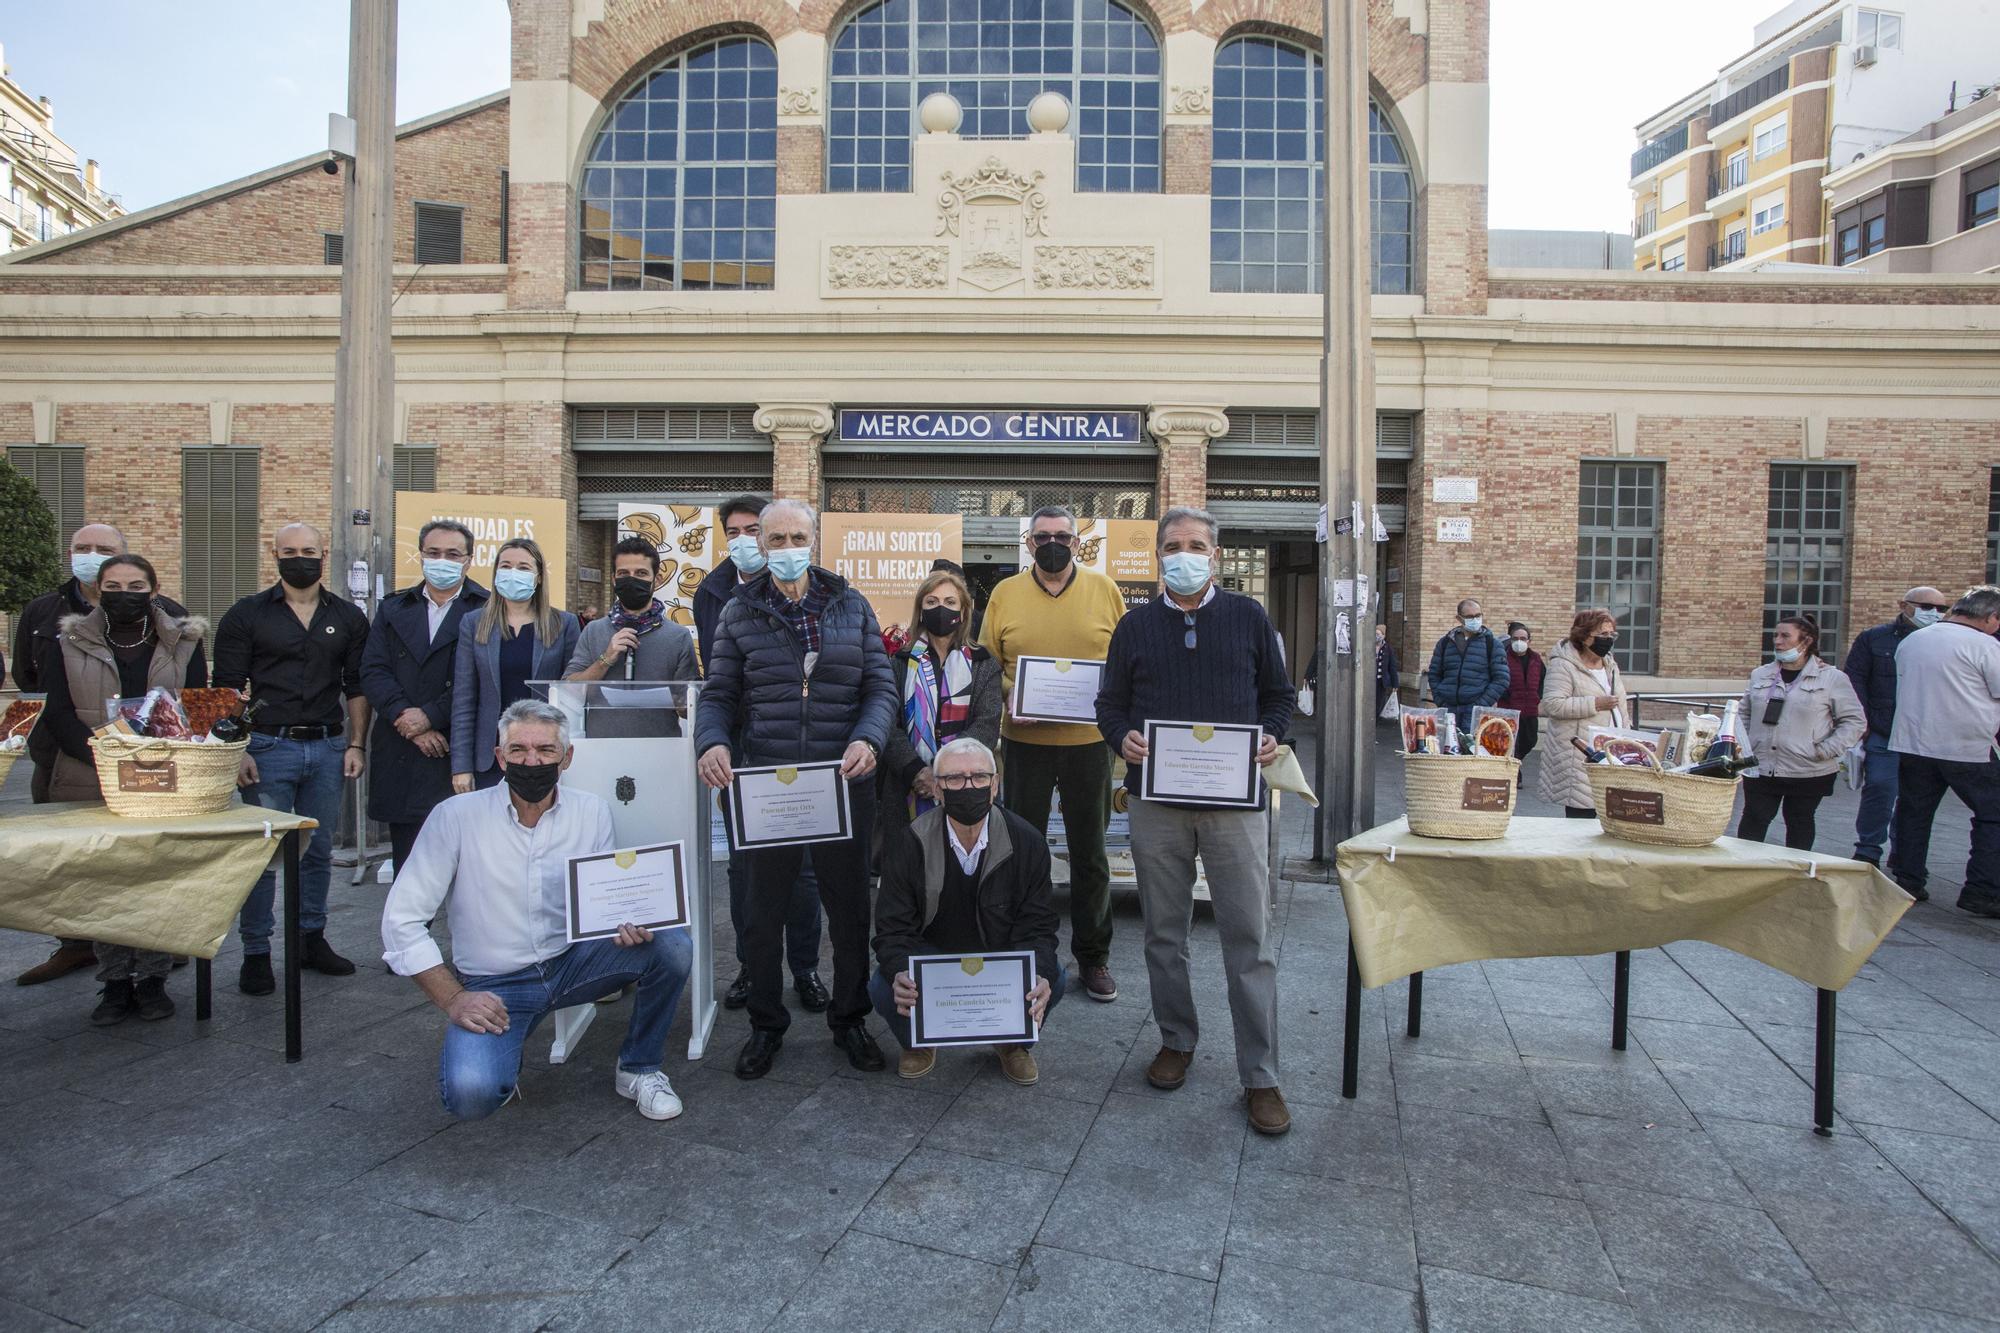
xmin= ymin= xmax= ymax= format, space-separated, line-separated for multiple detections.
xmin=1678 ymin=750 xmax=1757 ymax=780
xmin=1570 ymin=737 xmax=1610 ymax=765
xmin=207 ymin=695 xmax=258 ymax=744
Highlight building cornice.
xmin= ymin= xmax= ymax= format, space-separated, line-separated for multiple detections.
xmin=1821 ymin=106 xmax=2000 ymax=195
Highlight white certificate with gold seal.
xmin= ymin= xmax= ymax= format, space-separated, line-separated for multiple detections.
xmin=565 ymin=842 xmax=689 ymax=943
xmin=1139 ymin=720 xmax=1263 ymax=808
xmin=909 ymin=951 xmax=1038 ymax=1048
xmin=1010 ymin=655 xmax=1106 ymax=724
xmin=728 ymin=760 xmax=853 ymax=850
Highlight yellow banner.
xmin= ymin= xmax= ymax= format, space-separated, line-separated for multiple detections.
xmin=617 ymin=503 xmax=724 ymax=629
xmin=395 ymin=492 xmax=569 ymax=594
xmin=823 ymin=511 xmax=965 ymax=631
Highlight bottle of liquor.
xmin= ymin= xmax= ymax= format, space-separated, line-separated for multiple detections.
xmin=1672 ymin=700 xmax=1744 ymax=777
xmin=1570 ymin=737 xmax=1610 ymax=765
xmin=207 ymin=695 xmax=258 ymax=745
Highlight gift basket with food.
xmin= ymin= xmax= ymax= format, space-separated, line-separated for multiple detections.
xmin=0 ymin=696 xmax=44 ymax=783
xmin=89 ymin=687 xmax=251 ymax=817
xmin=1399 ymin=706 xmax=1521 ymax=840
xmin=1578 ymin=701 xmax=1751 ymax=848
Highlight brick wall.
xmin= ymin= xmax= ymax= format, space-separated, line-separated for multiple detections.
xmin=1421 ymin=183 xmax=1487 ymax=315
xmin=0 ymin=272 xmax=505 ymax=297
xmin=572 ymin=0 xmax=801 ymax=101
xmin=1158 ymin=440 xmax=1207 ymax=511
xmin=771 ymin=436 xmax=822 ymax=502
xmin=42 ymin=403 xmax=210 ymax=600
xmin=506 ymin=180 xmax=573 ymax=310
xmin=28 ymin=103 xmax=509 ymax=269
xmin=405 ymin=403 xmax=506 ymax=494
xmin=1837 ymin=418 xmax=1999 ymax=622
xmin=1164 ymin=125 xmax=1211 ymax=195
xmin=778 ymin=126 xmax=824 ymax=196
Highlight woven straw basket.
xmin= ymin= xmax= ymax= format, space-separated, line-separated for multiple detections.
xmin=1403 ymin=752 xmax=1521 ymax=840
xmin=88 ymin=733 xmax=249 ymax=818
xmin=0 ymin=748 xmax=22 ymax=786
xmin=1586 ymin=751 xmax=1739 ymax=848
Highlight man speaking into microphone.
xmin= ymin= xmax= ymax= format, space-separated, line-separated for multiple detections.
xmin=565 ymin=536 xmax=698 ymax=685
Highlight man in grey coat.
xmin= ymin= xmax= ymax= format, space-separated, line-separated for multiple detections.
xmin=565 ymin=536 xmax=698 ymax=686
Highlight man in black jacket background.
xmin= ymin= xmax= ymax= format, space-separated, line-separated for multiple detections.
xmin=1845 ymin=585 xmax=1949 ymax=866
xmin=695 ymin=499 xmax=896 ymax=1079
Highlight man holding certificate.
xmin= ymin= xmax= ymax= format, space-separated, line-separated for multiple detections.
xmin=695 ymin=499 xmax=898 ymax=1080
xmin=1096 ymin=506 xmax=1296 ymax=1136
xmin=380 ymin=700 xmax=695 ymax=1123
xmin=871 ymin=738 xmax=1062 ymax=1083
xmin=980 ymin=505 xmax=1127 ymax=1004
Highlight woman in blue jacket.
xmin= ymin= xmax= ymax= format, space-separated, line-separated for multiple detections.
xmin=451 ymin=538 xmax=580 ymax=791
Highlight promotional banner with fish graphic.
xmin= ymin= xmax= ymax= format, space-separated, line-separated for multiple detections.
xmin=616 ymin=503 xmax=723 ymax=628
xmin=395 ymin=492 xmax=569 ymax=592
xmin=1016 ymin=516 xmax=1156 ymax=609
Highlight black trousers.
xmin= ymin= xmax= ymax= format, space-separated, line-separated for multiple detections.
xmin=1736 ymin=772 xmax=1839 ymax=851
xmin=742 ymin=778 xmax=874 ymax=1035
xmin=1890 ymin=753 xmax=2000 ymax=904
xmin=389 ymin=820 xmax=425 ymax=879
xmin=1515 ymin=716 xmax=1540 ymax=762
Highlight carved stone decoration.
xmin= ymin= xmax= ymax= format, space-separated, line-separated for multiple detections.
xmin=936 ymin=157 xmax=1049 ymax=238
xmin=1033 ymin=245 xmax=1156 ymax=291
xmin=1145 ymin=404 xmax=1230 ymax=445
xmin=826 ymin=245 xmax=950 ymax=290
xmin=1168 ymin=84 xmax=1212 ymax=115
xmin=777 ymin=86 xmax=820 ymax=117
xmin=753 ymin=402 xmax=836 ymax=441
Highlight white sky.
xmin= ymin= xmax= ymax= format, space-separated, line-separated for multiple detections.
xmin=12 ymin=0 xmax=1756 ymax=234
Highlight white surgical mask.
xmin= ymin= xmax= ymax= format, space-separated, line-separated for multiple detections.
xmin=493 ymin=568 xmax=538 ymax=602
xmin=71 ymin=551 xmax=110 ymax=584
xmin=1462 ymin=616 xmax=1483 ymax=633
xmin=766 ymin=547 xmax=811 ymax=583
xmin=1912 ymin=608 xmax=1943 ymax=628
xmin=1161 ymin=552 xmax=1211 ymax=596
xmin=421 ymin=558 xmax=465 ymax=592
xmin=1510 ymin=639 xmax=1529 ymax=655
xmin=1774 ymin=647 xmax=1803 ymax=665
xmin=728 ymin=535 xmax=767 ymax=575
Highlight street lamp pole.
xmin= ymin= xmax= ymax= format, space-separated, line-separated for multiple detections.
xmin=1318 ymin=0 xmax=1376 ymax=854
xmin=330 ymin=0 xmax=397 ymax=617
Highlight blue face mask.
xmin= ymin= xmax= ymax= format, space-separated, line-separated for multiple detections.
xmin=71 ymin=552 xmax=110 ymax=584
xmin=728 ymin=535 xmax=767 ymax=575
xmin=1161 ymin=552 xmax=1211 ymax=596
xmin=421 ymin=558 xmax=466 ymax=592
xmin=1462 ymin=617 xmax=1484 ymax=634
xmin=1912 ymin=608 xmax=1943 ymax=628
xmin=766 ymin=547 xmax=811 ymax=583
xmin=493 ymin=568 xmax=538 ymax=602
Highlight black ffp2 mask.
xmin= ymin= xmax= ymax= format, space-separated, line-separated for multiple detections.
xmin=502 ymin=759 xmax=561 ymax=804
xmin=100 ymin=590 xmax=153 ymax=626
xmin=613 ymin=576 xmax=655 ymax=611
xmin=920 ymin=605 xmax=963 ymax=639
xmin=1590 ymin=635 xmax=1616 ymax=658
xmin=1033 ymin=541 xmax=1073 ymax=575
xmin=277 ymin=556 xmax=323 ymax=590
xmin=940 ymin=786 xmax=993 ymax=824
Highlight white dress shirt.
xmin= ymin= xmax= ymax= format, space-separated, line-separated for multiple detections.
xmin=947 ymin=816 xmax=989 ymax=877
xmin=380 ymin=783 xmax=616 ymax=980
xmin=425 ymin=584 xmax=462 ymax=643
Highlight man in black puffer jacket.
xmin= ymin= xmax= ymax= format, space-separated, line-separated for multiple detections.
xmin=696 ymin=499 xmax=897 ymax=1080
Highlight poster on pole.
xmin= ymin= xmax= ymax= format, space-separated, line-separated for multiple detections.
xmin=1017 ymin=516 xmax=1156 ymax=610
xmin=395 ymin=492 xmax=569 ymax=593
xmin=822 ymin=512 xmax=964 ymax=632
xmin=616 ymin=503 xmax=724 ymax=628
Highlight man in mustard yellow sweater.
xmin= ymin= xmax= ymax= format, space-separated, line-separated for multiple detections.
xmin=980 ymin=506 xmax=1127 ymax=1001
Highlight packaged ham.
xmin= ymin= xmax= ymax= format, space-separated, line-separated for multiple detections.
xmin=110 ymin=689 xmax=194 ymax=741
xmin=1 ymin=697 xmax=44 ymax=749
xmin=1588 ymin=725 xmax=1669 ymax=768
xmin=1470 ymin=707 xmax=1521 ymax=759
xmin=178 ymin=687 xmax=245 ymax=739
xmin=1401 ymin=707 xmax=1456 ymax=755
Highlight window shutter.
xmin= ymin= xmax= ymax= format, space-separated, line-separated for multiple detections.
xmin=6 ymin=445 xmax=85 ymax=541
xmin=414 ymin=202 xmax=463 ymax=265
xmin=181 ymin=448 xmax=262 ymax=620
xmin=323 ymin=232 xmax=344 ymax=265
xmin=393 ymin=445 xmax=438 ymax=492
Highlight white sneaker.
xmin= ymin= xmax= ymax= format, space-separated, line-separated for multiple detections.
xmin=614 ymin=1068 xmax=683 ymax=1121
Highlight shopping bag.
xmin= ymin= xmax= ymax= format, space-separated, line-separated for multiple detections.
xmin=1296 ymin=685 xmax=1315 ymax=717
xmin=1379 ymin=694 xmax=1402 ymax=722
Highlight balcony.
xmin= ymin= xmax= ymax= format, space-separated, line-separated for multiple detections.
xmin=1709 ymin=66 xmax=1790 ymax=129
xmin=1634 ymin=209 xmax=1659 ymax=239
xmin=1631 ymin=123 xmax=1690 ymax=178
xmin=1709 ymin=157 xmax=1748 ymax=200
xmin=1708 ymin=239 xmax=1748 ymax=268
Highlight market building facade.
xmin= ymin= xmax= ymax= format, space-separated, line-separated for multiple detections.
xmin=0 ymin=0 xmax=1995 ymax=694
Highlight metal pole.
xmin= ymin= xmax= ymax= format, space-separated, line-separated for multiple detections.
xmin=1318 ymin=0 xmax=1376 ymax=856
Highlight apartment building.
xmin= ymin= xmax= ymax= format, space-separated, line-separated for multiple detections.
xmin=1824 ymin=92 xmax=2000 ymax=271
xmin=0 ymin=0 xmax=1994 ymax=690
xmin=0 ymin=42 xmax=121 ymax=255
xmin=1630 ymin=0 xmax=1996 ymax=272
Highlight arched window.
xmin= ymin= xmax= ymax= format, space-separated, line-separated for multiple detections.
xmin=578 ymin=36 xmax=778 ymax=291
xmin=828 ymin=0 xmax=1162 ymax=193
xmin=1209 ymin=35 xmax=1415 ymax=295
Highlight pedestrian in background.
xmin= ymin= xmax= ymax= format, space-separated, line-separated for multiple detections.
xmin=1426 ymin=597 xmax=1508 ymax=733
xmin=1736 ymin=615 xmax=1865 ymax=851
xmin=1375 ymin=624 xmax=1401 ymax=713
xmin=1888 ymin=586 xmax=2000 ymax=914
xmin=1844 ymin=586 xmax=1950 ymax=866
xmin=1538 ymin=609 xmax=1626 ymax=818
xmin=1500 ymin=621 xmax=1545 ymax=770
xmin=451 ymin=537 xmax=580 ymax=794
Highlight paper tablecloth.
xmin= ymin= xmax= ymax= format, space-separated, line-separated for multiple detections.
xmin=1334 ymin=816 xmax=1912 ymax=992
xmin=0 ymin=802 xmax=317 ymax=959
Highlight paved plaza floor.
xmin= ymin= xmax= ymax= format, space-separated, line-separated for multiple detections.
xmin=1 ymin=727 xmax=1995 ymax=1331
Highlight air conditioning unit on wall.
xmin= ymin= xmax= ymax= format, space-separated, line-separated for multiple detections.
xmin=1853 ymin=44 xmax=1878 ymax=68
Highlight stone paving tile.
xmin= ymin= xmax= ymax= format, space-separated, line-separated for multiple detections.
xmin=1702 ymin=1115 xmax=1939 ymax=1214
xmin=1073 ymin=1087 xmax=1249 ymax=1184
xmin=852 ymin=1146 xmax=1063 ymax=1267
xmin=1874 ymin=1028 xmax=2000 ymax=1118
xmin=1839 ymin=1295 xmax=2000 ymax=1332
xmin=1225 ymin=1165 xmax=1418 ymax=1292
xmin=923 ymin=1074 xmax=1100 ymax=1173
xmin=1622 ymin=1279 xmax=1840 ymax=1332
xmin=1583 ymin=1182 xmax=1836 ymax=1316
xmin=769 ymin=1230 xmax=1014 ymax=1332
xmin=1767 ymin=1192 xmax=2000 ymax=1321
xmin=1237 ymin=1097 xmax=1406 ymax=1189
xmin=0 ymin=1295 xmax=77 ymax=1331
xmin=1398 ymin=1103 xmax=1579 ymax=1198
xmin=1501 ymin=1010 xmax=1633 ymax=1067
xmin=1390 ymin=1048 xmax=1547 ymax=1122
xmin=1418 ymin=1266 xmax=1643 ymax=1333
xmin=1036 ymin=1153 xmax=1234 ymax=1280
xmin=1524 ymin=1055 xmax=1699 ymax=1129
xmin=542 ymin=1222 xmax=824 ymax=1333
xmin=990 ymin=1244 xmax=1215 ymax=1333
xmin=766 ymin=1071 xmax=954 ymax=1164
xmin=91 ymin=1295 xmax=268 ymax=1331
xmin=1411 ymin=1176 xmax=1623 ymax=1300
xmin=1548 ymin=1112 xmax=1754 ymax=1207
xmin=1211 ymin=1257 xmax=1420 ymax=1332
xmin=1861 ymin=1125 xmax=2000 ymax=1251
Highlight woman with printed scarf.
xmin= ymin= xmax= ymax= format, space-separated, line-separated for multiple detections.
xmin=879 ymin=567 xmax=1002 ymax=834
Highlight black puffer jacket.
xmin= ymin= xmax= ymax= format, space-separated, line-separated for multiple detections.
xmin=694 ymin=567 xmax=896 ymax=766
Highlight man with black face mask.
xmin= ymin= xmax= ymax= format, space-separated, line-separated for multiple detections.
xmin=214 ymin=522 xmax=371 ymax=994
xmin=564 ymin=536 xmax=696 ymax=685
xmin=870 ymin=736 xmax=1061 ymax=1084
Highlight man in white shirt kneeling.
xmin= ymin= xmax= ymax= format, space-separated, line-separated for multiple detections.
xmin=381 ymin=698 xmax=693 ymax=1121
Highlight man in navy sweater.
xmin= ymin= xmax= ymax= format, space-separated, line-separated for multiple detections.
xmin=1096 ymin=506 xmax=1296 ymax=1136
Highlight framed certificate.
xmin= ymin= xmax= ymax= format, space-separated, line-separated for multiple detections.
xmin=909 ymin=951 xmax=1038 ymax=1048
xmin=729 ymin=760 xmax=853 ymax=850
xmin=1010 ymin=655 xmax=1106 ymax=725
xmin=565 ymin=842 xmax=689 ymax=943
xmin=1139 ymin=720 xmax=1263 ymax=808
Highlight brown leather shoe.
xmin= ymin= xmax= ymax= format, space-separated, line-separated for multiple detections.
xmin=1247 ymin=1086 xmax=1292 ymax=1136
xmin=897 ymin=1047 xmax=937 ymax=1080
xmin=1147 ymin=1046 xmax=1193 ymax=1090
xmin=995 ymin=1044 xmax=1039 ymax=1086
xmin=1081 ymin=964 xmax=1118 ymax=1002
xmin=16 ymin=941 xmax=96 ymax=986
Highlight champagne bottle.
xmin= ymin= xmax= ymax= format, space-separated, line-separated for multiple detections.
xmin=1673 ymin=700 xmax=1747 ymax=778
xmin=1571 ymin=737 xmax=1610 ymax=765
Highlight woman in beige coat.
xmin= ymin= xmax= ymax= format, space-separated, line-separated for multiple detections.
xmin=1736 ymin=614 xmax=1865 ymax=851
xmin=1536 ymin=609 xmax=1629 ymax=817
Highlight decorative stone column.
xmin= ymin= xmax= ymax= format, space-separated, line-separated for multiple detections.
xmin=1147 ymin=404 xmax=1229 ymax=513
xmin=755 ymin=402 xmax=835 ymax=503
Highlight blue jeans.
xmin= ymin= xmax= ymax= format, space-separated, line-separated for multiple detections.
xmin=728 ymin=846 xmax=822 ymax=975
xmin=1890 ymin=754 xmax=2000 ymax=907
xmin=237 ymin=733 xmax=347 ymax=951
xmin=438 ymin=930 xmax=693 ymax=1121
xmin=1853 ymin=733 xmax=1900 ymax=862
xmin=869 ymin=963 xmax=1066 ymax=1050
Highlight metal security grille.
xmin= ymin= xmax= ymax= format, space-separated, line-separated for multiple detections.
xmin=181 ymin=448 xmax=261 ymax=621
xmin=6 ymin=445 xmax=84 ymax=542
xmin=573 ymin=407 xmax=762 ymax=444
xmin=393 ymin=446 xmax=437 ymax=492
xmin=822 ymin=451 xmax=1153 ymax=520
xmin=413 ymin=202 xmax=463 ymax=265
xmin=572 ymin=406 xmax=772 ymax=518
xmin=322 ymin=232 xmax=344 ymax=265
xmin=1765 ymin=465 xmax=1850 ymax=661
xmin=1988 ymin=468 xmax=1998 ymax=584
xmin=1207 ymin=453 xmax=1317 ymax=505
xmin=1576 ymin=462 xmax=1661 ymax=675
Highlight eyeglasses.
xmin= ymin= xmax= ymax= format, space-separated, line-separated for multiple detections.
xmin=937 ymin=772 xmax=995 ymax=789
xmin=1913 ymin=602 xmax=1950 ymax=612
xmin=1028 ymin=532 xmax=1076 ymax=547
xmin=1183 ymin=611 xmax=1198 ymax=651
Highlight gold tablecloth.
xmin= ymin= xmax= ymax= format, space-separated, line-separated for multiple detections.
xmin=0 ymin=802 xmax=317 ymax=959
xmin=1334 ymin=816 xmax=1913 ymax=992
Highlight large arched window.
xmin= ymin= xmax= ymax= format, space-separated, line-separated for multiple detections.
xmin=578 ymin=36 xmax=778 ymax=291
xmin=1209 ymin=35 xmax=1414 ymax=294
xmin=828 ymin=0 xmax=1162 ymax=193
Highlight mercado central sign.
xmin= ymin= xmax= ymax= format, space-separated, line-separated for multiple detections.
xmin=838 ymin=408 xmax=1144 ymax=446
